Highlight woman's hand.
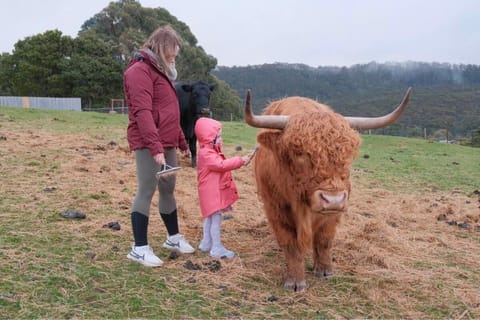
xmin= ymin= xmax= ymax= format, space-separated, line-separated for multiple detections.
xmin=153 ymin=153 xmax=165 ymax=166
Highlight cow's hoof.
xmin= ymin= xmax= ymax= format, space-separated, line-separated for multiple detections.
xmin=284 ymin=279 xmax=307 ymax=292
xmin=313 ymin=268 xmax=334 ymax=279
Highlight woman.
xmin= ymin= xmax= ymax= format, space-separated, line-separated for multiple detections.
xmin=124 ymin=25 xmax=194 ymax=267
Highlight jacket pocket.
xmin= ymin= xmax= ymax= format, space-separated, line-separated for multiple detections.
xmin=220 ymin=174 xmax=232 ymax=189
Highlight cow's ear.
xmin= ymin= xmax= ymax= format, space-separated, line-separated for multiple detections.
xmin=181 ymin=84 xmax=193 ymax=92
xmin=209 ymin=84 xmax=217 ymax=92
xmin=257 ymin=131 xmax=282 ymax=151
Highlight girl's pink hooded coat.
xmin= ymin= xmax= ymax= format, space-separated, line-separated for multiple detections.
xmin=195 ymin=117 xmax=244 ymax=218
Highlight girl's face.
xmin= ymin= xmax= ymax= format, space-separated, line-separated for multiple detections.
xmin=214 ymin=129 xmax=223 ymax=146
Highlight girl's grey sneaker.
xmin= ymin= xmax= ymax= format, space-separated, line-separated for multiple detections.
xmin=127 ymin=245 xmax=163 ymax=267
xmin=162 ymin=233 xmax=195 ymax=254
xmin=198 ymin=239 xmax=211 ymax=252
xmin=210 ymin=246 xmax=235 ymax=259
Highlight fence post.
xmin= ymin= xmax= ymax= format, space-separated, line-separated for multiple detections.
xmin=22 ymin=97 xmax=30 ymax=108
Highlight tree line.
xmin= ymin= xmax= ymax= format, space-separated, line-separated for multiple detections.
xmin=212 ymin=62 xmax=480 ymax=143
xmin=0 ymin=0 xmax=241 ymax=118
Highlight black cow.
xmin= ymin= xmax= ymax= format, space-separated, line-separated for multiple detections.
xmin=175 ymin=80 xmax=217 ymax=167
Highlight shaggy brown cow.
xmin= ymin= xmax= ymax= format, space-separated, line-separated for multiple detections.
xmin=245 ymin=88 xmax=412 ymax=292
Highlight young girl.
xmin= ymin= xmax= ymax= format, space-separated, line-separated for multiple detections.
xmin=194 ymin=117 xmax=254 ymax=259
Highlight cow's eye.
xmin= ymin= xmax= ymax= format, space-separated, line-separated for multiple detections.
xmin=294 ymin=153 xmax=309 ymax=166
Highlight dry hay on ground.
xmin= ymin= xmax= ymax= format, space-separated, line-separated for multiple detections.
xmin=1 ymin=128 xmax=479 ymax=318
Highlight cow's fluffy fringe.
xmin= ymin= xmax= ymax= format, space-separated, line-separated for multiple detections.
xmin=255 ymin=96 xmax=361 ymax=251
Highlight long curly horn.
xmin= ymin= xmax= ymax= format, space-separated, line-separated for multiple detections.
xmin=345 ymin=87 xmax=412 ymax=130
xmin=244 ymin=89 xmax=289 ymax=129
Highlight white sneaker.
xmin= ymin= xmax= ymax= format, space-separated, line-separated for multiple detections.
xmin=127 ymin=245 xmax=163 ymax=267
xmin=162 ymin=234 xmax=195 ymax=254
xmin=210 ymin=246 xmax=235 ymax=259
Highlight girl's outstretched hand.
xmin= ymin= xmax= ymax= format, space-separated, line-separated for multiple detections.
xmin=242 ymin=151 xmax=255 ymax=166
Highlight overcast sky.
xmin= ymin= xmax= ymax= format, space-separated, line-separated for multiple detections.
xmin=2 ymin=0 xmax=479 ymax=67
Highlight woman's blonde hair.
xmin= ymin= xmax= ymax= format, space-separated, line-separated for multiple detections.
xmin=143 ymin=25 xmax=182 ymax=71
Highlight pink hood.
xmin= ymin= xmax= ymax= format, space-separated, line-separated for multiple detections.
xmin=195 ymin=117 xmax=222 ymax=147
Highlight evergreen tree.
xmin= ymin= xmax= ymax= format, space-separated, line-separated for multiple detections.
xmin=9 ymin=30 xmax=73 ymax=96
xmin=79 ymin=0 xmax=236 ymax=114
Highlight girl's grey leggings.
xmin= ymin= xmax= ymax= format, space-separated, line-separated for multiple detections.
xmin=132 ymin=148 xmax=177 ymax=217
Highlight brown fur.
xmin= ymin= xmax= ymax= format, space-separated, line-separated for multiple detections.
xmin=254 ymin=96 xmax=361 ymax=292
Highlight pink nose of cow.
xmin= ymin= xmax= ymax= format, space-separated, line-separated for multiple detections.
xmin=315 ymin=190 xmax=347 ymax=211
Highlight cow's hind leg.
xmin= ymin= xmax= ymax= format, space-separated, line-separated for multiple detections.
xmin=312 ymin=214 xmax=340 ymax=278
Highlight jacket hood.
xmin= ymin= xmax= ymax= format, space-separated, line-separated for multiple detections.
xmin=195 ymin=117 xmax=222 ymax=146
xmin=127 ymin=49 xmax=164 ymax=74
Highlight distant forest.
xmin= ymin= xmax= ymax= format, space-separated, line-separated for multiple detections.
xmin=212 ymin=62 xmax=480 ymax=140
xmin=0 ymin=0 xmax=242 ymax=117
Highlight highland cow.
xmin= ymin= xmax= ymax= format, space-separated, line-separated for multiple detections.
xmin=244 ymin=88 xmax=412 ymax=291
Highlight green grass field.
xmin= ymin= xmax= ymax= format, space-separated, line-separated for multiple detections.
xmin=1 ymin=106 xmax=479 ymax=319
xmin=2 ymin=106 xmax=479 ymax=195
xmin=355 ymin=134 xmax=480 ymax=194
